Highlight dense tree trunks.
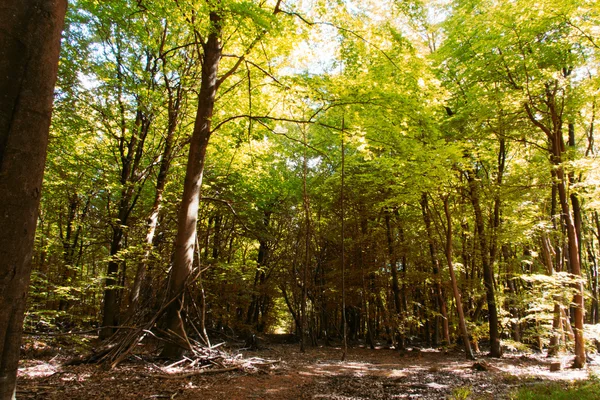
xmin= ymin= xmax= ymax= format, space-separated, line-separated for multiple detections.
xmin=160 ymin=12 xmax=222 ymax=358
xmin=525 ymin=92 xmax=586 ymax=367
xmin=503 ymin=245 xmax=521 ymax=342
xmin=247 ymin=211 xmax=271 ymax=330
xmin=421 ymin=194 xmax=450 ymax=346
xmin=0 ymin=0 xmax=67 ymax=397
xmin=129 ymin=100 xmax=180 ymax=317
xmin=443 ymin=197 xmax=475 ymax=360
xmin=58 ymin=194 xmax=88 ymax=311
xmin=385 ymin=212 xmax=405 ymax=349
xmin=467 ymin=170 xmax=502 ymax=357
xmin=100 ymin=109 xmax=151 ymax=339
xmin=539 ymin=232 xmax=563 ymax=356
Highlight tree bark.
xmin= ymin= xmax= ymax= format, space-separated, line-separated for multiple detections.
xmin=247 ymin=211 xmax=271 ymax=329
xmin=160 ymin=12 xmax=222 ymax=358
xmin=300 ymin=130 xmax=310 ymax=352
xmin=443 ymin=197 xmax=476 ymax=360
xmin=555 ymin=166 xmax=585 ymax=367
xmin=467 ymin=169 xmax=502 ymax=357
xmin=340 ymin=119 xmax=347 ymax=361
xmin=0 ymin=0 xmax=67 ymax=397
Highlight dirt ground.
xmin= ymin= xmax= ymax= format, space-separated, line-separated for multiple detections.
xmin=17 ymin=338 xmax=600 ymax=400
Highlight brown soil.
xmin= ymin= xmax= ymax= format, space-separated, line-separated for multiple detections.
xmin=17 ymin=340 xmax=600 ymax=399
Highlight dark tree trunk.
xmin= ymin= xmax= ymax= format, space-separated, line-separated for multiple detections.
xmin=247 ymin=211 xmax=271 ymax=328
xmin=385 ymin=213 xmax=402 ymax=318
xmin=160 ymin=12 xmax=222 ymax=358
xmin=58 ymin=193 xmax=88 ymax=312
xmin=467 ymin=169 xmax=502 ymax=358
xmin=0 ymin=0 xmax=67 ymax=397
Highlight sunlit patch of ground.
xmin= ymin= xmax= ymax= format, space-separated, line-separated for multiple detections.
xmin=19 ymin=360 xmax=60 ymax=378
xmin=16 ymin=340 xmax=600 ymax=399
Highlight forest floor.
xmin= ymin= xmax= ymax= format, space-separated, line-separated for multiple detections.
xmin=17 ymin=335 xmax=600 ymax=400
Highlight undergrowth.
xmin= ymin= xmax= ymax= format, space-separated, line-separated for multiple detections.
xmin=511 ymin=373 xmax=600 ymax=400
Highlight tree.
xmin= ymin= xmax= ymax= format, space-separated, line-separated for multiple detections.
xmin=0 ymin=0 xmax=67 ymax=397
xmin=161 ymin=1 xmax=285 ymax=358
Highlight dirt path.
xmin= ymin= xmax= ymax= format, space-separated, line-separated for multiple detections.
xmin=17 ymin=343 xmax=600 ymax=399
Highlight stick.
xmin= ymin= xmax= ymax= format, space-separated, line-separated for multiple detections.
xmin=142 ymin=365 xmax=241 ymax=379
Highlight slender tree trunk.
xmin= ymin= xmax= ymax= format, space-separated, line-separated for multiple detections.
xmin=247 ymin=211 xmax=270 ymax=328
xmin=129 ymin=108 xmax=178 ymax=317
xmin=443 ymin=197 xmax=475 ymax=360
xmin=467 ymin=170 xmax=502 ymax=357
xmin=540 ymin=232 xmax=564 ymax=356
xmin=0 ymin=1 xmax=67 ymax=397
xmin=554 ymin=125 xmax=585 ymax=367
xmin=589 ymin=234 xmax=599 ymax=324
xmin=503 ymin=245 xmax=521 ymax=342
xmin=340 ymin=118 xmax=347 ymax=361
xmin=300 ymin=129 xmax=310 ymax=352
xmin=555 ymin=167 xmax=585 ymax=367
xmin=385 ymin=211 xmax=405 ymax=349
xmin=160 ymin=12 xmax=222 ymax=358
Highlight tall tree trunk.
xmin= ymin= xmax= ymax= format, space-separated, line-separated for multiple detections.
xmin=300 ymin=129 xmax=310 ymax=352
xmin=340 ymin=118 xmax=348 ymax=361
xmin=443 ymin=197 xmax=475 ymax=360
xmin=590 ymin=216 xmax=600 ymax=323
xmin=467 ymin=169 xmax=502 ymax=357
xmin=525 ymin=96 xmax=586 ymax=367
xmin=555 ymin=165 xmax=585 ymax=367
xmin=160 ymin=12 xmax=222 ymax=358
xmin=0 ymin=0 xmax=67 ymax=397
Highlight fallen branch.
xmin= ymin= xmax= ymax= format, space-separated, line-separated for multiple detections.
xmin=143 ymin=365 xmax=241 ymax=379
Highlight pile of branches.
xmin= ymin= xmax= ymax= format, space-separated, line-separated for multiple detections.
xmin=66 ymin=280 xmax=280 ymax=376
xmin=142 ymin=350 xmax=281 ymax=380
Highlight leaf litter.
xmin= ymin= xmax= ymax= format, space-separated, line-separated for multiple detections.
xmin=17 ymin=336 xmax=600 ymax=399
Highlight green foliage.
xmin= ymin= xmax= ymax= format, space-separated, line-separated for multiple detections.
xmin=20 ymin=0 xmax=600 ymax=360
xmin=511 ymin=376 xmax=600 ymax=400
xmin=450 ymin=385 xmax=472 ymax=400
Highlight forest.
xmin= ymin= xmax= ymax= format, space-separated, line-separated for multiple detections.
xmin=1 ymin=0 xmax=600 ymax=399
